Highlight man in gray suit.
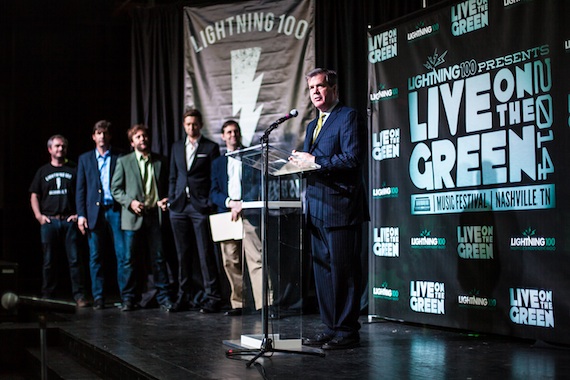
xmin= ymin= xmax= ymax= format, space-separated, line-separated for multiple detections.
xmin=111 ymin=124 xmax=173 ymax=312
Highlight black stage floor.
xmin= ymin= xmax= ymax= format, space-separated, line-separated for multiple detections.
xmin=1 ymin=304 xmax=570 ymax=379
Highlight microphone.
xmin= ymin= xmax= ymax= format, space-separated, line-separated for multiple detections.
xmin=1 ymin=292 xmax=77 ymax=314
xmin=272 ymin=109 xmax=299 ymax=126
xmin=262 ymin=109 xmax=299 ymax=141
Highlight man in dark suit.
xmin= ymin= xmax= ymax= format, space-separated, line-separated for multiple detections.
xmin=76 ymin=120 xmax=127 ymax=310
xmin=111 ymin=124 xmax=173 ymax=312
xmin=291 ymin=68 xmax=369 ymax=350
xmin=168 ymin=109 xmax=222 ymax=313
xmin=210 ymin=120 xmax=263 ymax=316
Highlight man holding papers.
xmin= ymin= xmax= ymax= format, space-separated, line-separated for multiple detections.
xmin=210 ymin=120 xmax=264 ymax=316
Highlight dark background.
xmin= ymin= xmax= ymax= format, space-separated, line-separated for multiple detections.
xmin=0 ymin=0 xmax=441 ymax=295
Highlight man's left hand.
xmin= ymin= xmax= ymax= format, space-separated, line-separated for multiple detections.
xmin=157 ymin=198 xmax=169 ymax=211
xmin=289 ymin=150 xmax=316 ymax=165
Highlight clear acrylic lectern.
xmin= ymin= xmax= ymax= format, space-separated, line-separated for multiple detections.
xmin=222 ymin=143 xmax=320 ymax=354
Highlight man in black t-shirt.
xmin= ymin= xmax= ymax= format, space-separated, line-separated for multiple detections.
xmin=29 ymin=134 xmax=88 ymax=307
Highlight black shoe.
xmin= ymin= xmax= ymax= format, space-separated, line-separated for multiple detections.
xmin=160 ymin=302 xmax=174 ymax=312
xmin=200 ymin=300 xmax=220 ymax=314
xmin=93 ymin=298 xmax=105 ymax=310
xmin=76 ymin=297 xmax=90 ymax=308
xmin=170 ymin=302 xmax=188 ymax=312
xmin=321 ymin=336 xmax=360 ymax=350
xmin=302 ymin=332 xmax=334 ymax=346
xmin=121 ymin=300 xmax=134 ymax=312
xmin=268 ymin=306 xmax=280 ymax=320
xmin=248 ymin=309 xmax=261 ymax=316
xmin=224 ymin=308 xmax=242 ymax=316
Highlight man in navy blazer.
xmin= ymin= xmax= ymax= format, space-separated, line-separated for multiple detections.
xmin=168 ymin=109 xmax=222 ymax=313
xmin=76 ymin=120 xmax=127 ymax=310
xmin=291 ymin=68 xmax=369 ymax=350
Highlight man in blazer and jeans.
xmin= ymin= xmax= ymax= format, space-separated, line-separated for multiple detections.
xmin=76 ymin=120 xmax=126 ymax=310
xmin=111 ymin=124 xmax=172 ymax=311
xmin=168 ymin=109 xmax=221 ymax=313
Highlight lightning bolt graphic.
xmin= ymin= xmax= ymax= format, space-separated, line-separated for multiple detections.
xmin=231 ymin=48 xmax=263 ymax=147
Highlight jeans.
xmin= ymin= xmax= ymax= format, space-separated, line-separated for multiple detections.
xmin=123 ymin=211 xmax=171 ymax=305
xmin=87 ymin=207 xmax=130 ymax=301
xmin=40 ymin=219 xmax=85 ymax=301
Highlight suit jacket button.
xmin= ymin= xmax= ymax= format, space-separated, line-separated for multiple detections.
xmin=96 ymin=202 xmax=101 ymax=206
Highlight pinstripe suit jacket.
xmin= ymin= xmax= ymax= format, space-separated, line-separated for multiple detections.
xmin=303 ymin=103 xmax=369 ymax=228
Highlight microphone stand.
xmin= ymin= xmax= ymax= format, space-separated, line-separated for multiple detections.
xmin=1 ymin=293 xmax=76 ymax=380
xmin=39 ymin=313 xmax=48 ymax=380
xmin=240 ymin=122 xmax=324 ymax=367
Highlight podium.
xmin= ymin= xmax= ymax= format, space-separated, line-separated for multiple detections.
xmin=229 ymin=143 xmax=320 ymax=175
xmin=222 ymin=143 xmax=322 ymax=360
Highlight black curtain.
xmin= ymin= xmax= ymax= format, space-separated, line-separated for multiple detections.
xmin=131 ymin=5 xmax=184 ymax=156
xmin=314 ymin=0 xmax=369 ymax=114
xmin=1 ymin=0 xmax=132 ymax=284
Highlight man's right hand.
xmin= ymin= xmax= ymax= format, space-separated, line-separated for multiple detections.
xmin=130 ymin=199 xmax=144 ymax=216
xmin=229 ymin=200 xmax=242 ymax=222
xmin=78 ymin=217 xmax=88 ymax=235
xmin=35 ymin=214 xmax=51 ymax=225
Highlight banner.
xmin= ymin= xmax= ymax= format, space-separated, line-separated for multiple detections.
xmin=183 ymin=0 xmax=315 ymax=149
xmin=368 ymin=0 xmax=570 ymax=344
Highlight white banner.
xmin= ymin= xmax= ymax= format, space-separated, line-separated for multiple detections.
xmin=183 ymin=0 xmax=315 ymax=149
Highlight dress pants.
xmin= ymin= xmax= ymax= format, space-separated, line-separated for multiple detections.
xmin=170 ymin=202 xmax=221 ymax=306
xmin=309 ymin=221 xmax=362 ymax=338
xmin=220 ymin=218 xmax=265 ymax=310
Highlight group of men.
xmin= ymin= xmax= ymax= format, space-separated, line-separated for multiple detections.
xmin=30 ymin=68 xmax=369 ymax=350
xmin=30 ymin=111 xmax=255 ymax=315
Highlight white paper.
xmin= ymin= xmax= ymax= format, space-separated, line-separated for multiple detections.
xmin=209 ymin=212 xmax=243 ymax=242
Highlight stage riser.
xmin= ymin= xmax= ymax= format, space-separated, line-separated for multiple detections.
xmin=25 ymin=346 xmax=101 ymax=380
xmin=58 ymin=330 xmax=157 ymax=380
xmin=0 ymin=328 xmax=40 ymax=372
xmin=0 ymin=326 xmax=157 ymax=379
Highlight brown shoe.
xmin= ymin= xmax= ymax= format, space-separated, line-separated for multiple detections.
xmin=76 ymin=298 xmax=90 ymax=308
